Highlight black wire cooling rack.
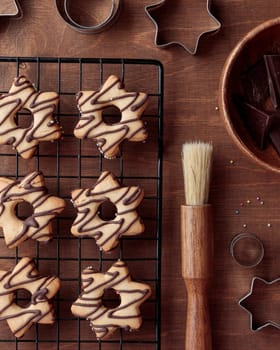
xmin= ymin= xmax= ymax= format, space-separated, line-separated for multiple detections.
xmin=0 ymin=57 xmax=163 ymax=350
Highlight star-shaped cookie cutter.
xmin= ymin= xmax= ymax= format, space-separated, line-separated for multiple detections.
xmin=71 ymin=260 xmax=151 ymax=340
xmin=239 ymin=276 xmax=280 ymax=331
xmin=0 ymin=0 xmax=22 ymax=19
xmin=145 ymin=0 xmax=221 ymax=54
xmin=0 ymin=257 xmax=60 ymax=338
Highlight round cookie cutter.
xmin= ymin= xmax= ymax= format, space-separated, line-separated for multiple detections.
xmin=230 ymin=233 xmax=264 ymax=268
xmin=56 ymin=0 xmax=122 ymax=33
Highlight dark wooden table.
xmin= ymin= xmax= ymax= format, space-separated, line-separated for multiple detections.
xmin=1 ymin=1 xmax=280 ymax=349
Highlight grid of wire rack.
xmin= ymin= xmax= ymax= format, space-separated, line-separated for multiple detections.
xmin=0 ymin=57 xmax=163 ymax=350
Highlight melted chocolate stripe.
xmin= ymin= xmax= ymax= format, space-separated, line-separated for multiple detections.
xmin=29 ymin=92 xmax=59 ymax=109
xmin=131 ymin=93 xmax=149 ymax=112
xmin=87 ymin=306 xmax=110 ymax=321
xmin=7 ymin=216 xmax=54 ymax=248
xmin=3 ymin=260 xmax=40 ymax=289
xmin=82 ymin=92 xmax=139 ymax=114
xmin=73 ymin=206 xmax=125 ymax=245
xmin=0 ymin=99 xmax=21 ymax=127
xmin=94 ymin=327 xmax=109 ymax=340
xmin=32 ymin=192 xmax=50 ymax=207
xmin=82 ymin=120 xmax=107 ymax=139
xmin=78 ymin=269 xmax=128 ymax=297
xmin=114 ymin=187 xmax=132 ymax=205
xmin=26 ymin=104 xmax=59 ymax=142
xmin=91 ymin=127 xmax=129 ymax=154
xmin=89 ymin=77 xmax=119 ymax=105
xmin=13 ymin=127 xmax=31 ymax=148
xmin=0 ymin=309 xmax=41 ymax=322
xmin=84 ymin=122 xmax=141 ymax=156
xmin=123 ymin=187 xmax=142 ymax=205
xmin=94 ymin=170 xmax=114 ymax=184
xmin=83 ymin=271 xmax=120 ymax=294
xmin=71 ymin=188 xmax=87 ymax=203
xmin=76 ymin=115 xmax=96 ymax=125
xmin=118 ymin=216 xmax=141 ymax=235
xmin=109 ymin=289 xmax=150 ymax=319
xmin=97 ymin=222 xmax=125 ymax=246
xmin=78 ymin=90 xmax=99 ymax=107
xmin=0 ymin=299 xmax=13 ymax=314
xmin=8 ymin=308 xmax=53 ymax=337
xmin=78 ymin=218 xmax=123 ymax=234
xmin=79 ymin=276 xmax=93 ymax=289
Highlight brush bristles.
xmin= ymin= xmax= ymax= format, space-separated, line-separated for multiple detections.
xmin=182 ymin=141 xmax=213 ymax=206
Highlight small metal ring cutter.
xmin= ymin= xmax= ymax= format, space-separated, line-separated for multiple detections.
xmin=230 ymin=233 xmax=264 ymax=268
xmin=55 ymin=0 xmax=122 ymax=34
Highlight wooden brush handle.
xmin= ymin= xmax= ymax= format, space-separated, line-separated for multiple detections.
xmin=184 ymin=279 xmax=211 ymax=350
xmin=181 ymin=205 xmax=213 ymax=350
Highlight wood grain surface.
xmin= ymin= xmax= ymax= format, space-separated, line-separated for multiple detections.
xmin=0 ymin=1 xmax=280 ymax=349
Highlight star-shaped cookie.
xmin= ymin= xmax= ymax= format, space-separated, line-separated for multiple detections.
xmin=71 ymin=260 xmax=151 ymax=340
xmin=0 ymin=171 xmax=65 ymax=248
xmin=71 ymin=171 xmax=145 ymax=252
xmin=239 ymin=276 xmax=280 ymax=331
xmin=74 ymin=75 xmax=148 ymax=159
xmin=145 ymin=0 xmax=221 ymax=54
xmin=0 ymin=75 xmax=62 ymax=159
xmin=0 ymin=257 xmax=60 ymax=338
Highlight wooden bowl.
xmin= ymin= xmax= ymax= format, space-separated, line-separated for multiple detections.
xmin=219 ymin=17 xmax=280 ymax=173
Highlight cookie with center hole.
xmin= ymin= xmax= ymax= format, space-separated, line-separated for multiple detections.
xmin=0 ymin=171 xmax=65 ymax=248
xmin=71 ymin=171 xmax=145 ymax=252
xmin=74 ymin=75 xmax=148 ymax=159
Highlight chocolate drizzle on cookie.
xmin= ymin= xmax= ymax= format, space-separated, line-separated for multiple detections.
xmin=71 ymin=260 xmax=151 ymax=340
xmin=74 ymin=75 xmax=148 ymax=159
xmin=0 ymin=76 xmax=62 ymax=159
xmin=71 ymin=171 xmax=144 ymax=252
xmin=0 ymin=171 xmax=65 ymax=248
xmin=0 ymin=257 xmax=60 ymax=338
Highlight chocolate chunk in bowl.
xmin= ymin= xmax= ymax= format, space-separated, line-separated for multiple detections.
xmin=219 ymin=17 xmax=280 ymax=173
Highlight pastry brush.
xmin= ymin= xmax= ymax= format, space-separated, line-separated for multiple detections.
xmin=181 ymin=141 xmax=213 ymax=350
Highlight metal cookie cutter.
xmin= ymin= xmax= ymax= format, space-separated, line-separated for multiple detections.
xmin=0 ymin=0 xmax=22 ymax=19
xmin=56 ymin=0 xmax=122 ymax=33
xmin=230 ymin=233 xmax=264 ymax=268
xmin=239 ymin=276 xmax=280 ymax=331
xmin=145 ymin=0 xmax=221 ymax=54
